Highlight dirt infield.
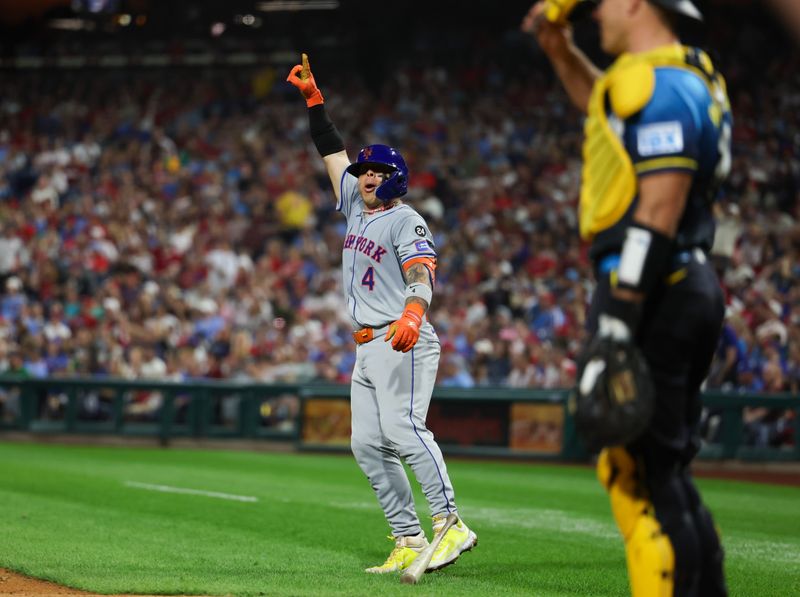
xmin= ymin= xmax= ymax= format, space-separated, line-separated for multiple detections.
xmin=0 ymin=568 xmax=209 ymax=597
xmin=0 ymin=569 xmax=92 ymax=596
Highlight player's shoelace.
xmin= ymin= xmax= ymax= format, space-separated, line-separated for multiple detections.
xmin=379 ymin=535 xmax=416 ymax=567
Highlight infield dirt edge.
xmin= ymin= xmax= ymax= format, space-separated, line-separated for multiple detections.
xmin=0 ymin=568 xmax=212 ymax=597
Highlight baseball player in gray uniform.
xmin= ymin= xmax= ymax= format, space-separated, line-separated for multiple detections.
xmin=287 ymin=55 xmax=477 ymax=574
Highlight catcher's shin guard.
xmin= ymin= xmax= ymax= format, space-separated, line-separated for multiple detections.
xmin=598 ymin=447 xmax=674 ymax=597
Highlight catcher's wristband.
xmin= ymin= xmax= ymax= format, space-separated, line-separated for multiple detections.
xmin=543 ymin=0 xmax=581 ymax=24
xmin=615 ymin=222 xmax=673 ymax=297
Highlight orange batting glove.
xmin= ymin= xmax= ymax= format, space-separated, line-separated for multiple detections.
xmin=385 ymin=303 xmax=425 ymax=353
xmin=286 ymin=53 xmax=324 ymax=108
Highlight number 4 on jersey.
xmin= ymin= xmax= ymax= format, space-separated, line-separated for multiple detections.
xmin=361 ymin=266 xmax=375 ymax=291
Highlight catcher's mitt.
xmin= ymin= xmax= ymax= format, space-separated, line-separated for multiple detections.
xmin=569 ymin=336 xmax=655 ymax=452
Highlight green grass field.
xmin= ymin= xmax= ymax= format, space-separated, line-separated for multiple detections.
xmin=0 ymin=442 xmax=798 ymax=596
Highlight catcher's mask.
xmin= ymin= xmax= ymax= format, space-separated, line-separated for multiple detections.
xmin=345 ymin=144 xmax=409 ymax=202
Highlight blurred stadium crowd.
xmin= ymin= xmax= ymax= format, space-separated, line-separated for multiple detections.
xmin=0 ymin=5 xmax=797 ymax=444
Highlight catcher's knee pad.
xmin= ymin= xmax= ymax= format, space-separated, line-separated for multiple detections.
xmin=624 ymin=508 xmax=675 ymax=597
xmin=598 ymin=448 xmax=675 ymax=597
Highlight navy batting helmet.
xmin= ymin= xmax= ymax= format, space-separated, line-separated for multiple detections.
xmin=345 ymin=144 xmax=409 ymax=201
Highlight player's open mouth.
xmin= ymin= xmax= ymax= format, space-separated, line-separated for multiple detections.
xmin=364 ymin=184 xmax=377 ymax=192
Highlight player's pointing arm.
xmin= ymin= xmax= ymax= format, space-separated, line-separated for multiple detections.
xmin=286 ymin=53 xmax=351 ymax=201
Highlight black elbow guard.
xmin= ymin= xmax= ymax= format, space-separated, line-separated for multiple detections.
xmin=308 ymin=104 xmax=345 ymax=157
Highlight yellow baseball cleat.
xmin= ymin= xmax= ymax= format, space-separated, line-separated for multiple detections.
xmin=364 ymin=533 xmax=428 ymax=574
xmin=427 ymin=515 xmax=478 ymax=571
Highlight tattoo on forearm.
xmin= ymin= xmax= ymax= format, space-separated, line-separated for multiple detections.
xmin=407 ymin=296 xmax=429 ymax=310
xmin=404 ymin=264 xmax=431 ymax=311
xmin=404 ymin=263 xmax=431 ymax=286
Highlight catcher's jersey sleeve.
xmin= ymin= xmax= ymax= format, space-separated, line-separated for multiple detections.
xmin=622 ymin=68 xmax=714 ymax=177
xmin=337 ymin=170 xmax=362 ymax=218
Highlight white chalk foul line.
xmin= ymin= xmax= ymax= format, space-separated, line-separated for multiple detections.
xmin=125 ymin=481 xmax=258 ymax=503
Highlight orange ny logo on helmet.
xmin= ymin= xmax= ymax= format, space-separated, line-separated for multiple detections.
xmin=362 ymin=147 xmax=373 ymax=159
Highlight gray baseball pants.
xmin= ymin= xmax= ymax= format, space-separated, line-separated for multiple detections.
xmin=350 ymin=324 xmax=457 ymax=537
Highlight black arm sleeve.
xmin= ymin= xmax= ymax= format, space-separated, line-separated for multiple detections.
xmin=308 ymin=104 xmax=345 ymax=157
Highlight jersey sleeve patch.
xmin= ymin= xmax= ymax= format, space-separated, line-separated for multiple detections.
xmin=636 ymin=121 xmax=684 ymax=156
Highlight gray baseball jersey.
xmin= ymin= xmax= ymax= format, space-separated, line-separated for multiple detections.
xmin=337 ymin=172 xmax=437 ymax=328
xmin=337 ymin=170 xmax=458 ymax=537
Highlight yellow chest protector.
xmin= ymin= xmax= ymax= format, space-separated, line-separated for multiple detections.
xmin=579 ymin=45 xmax=715 ymax=241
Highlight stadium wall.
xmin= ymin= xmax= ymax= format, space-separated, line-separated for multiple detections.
xmin=0 ymin=378 xmax=797 ymax=463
